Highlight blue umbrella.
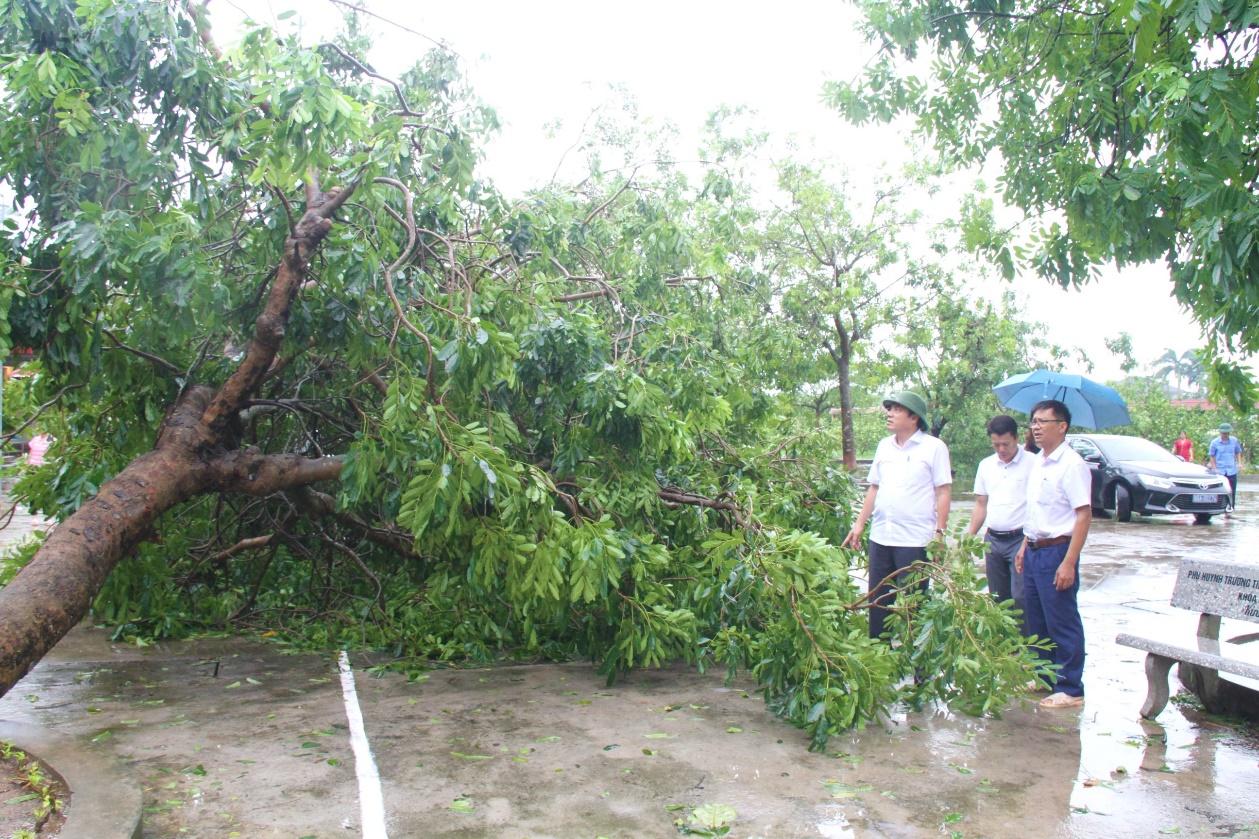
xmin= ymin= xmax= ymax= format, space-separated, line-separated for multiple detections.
xmin=992 ymin=370 xmax=1131 ymax=430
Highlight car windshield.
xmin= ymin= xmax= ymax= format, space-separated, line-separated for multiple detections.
xmin=1092 ymin=436 xmax=1179 ymax=463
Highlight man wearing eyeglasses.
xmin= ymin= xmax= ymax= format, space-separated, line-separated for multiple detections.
xmin=1016 ymin=399 xmax=1092 ymax=709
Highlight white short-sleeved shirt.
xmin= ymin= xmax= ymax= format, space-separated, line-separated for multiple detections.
xmin=972 ymin=447 xmax=1034 ymax=532
xmin=1024 ymin=443 xmax=1092 ymax=540
xmin=867 ymin=430 xmax=952 ymax=547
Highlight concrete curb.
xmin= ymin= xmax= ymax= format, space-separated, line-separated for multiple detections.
xmin=0 ymin=719 xmax=142 ymax=839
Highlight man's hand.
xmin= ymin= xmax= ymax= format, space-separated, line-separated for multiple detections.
xmin=1054 ymin=558 xmax=1077 ymax=590
xmin=1015 ymin=545 xmax=1025 ymax=573
xmin=928 ymin=530 xmax=947 ymax=558
xmin=844 ymin=485 xmax=878 ymax=550
xmin=842 ymin=521 xmax=864 ymax=550
xmin=967 ymin=495 xmax=988 ymax=537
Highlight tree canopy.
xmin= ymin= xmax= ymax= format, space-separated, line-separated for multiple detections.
xmin=0 ymin=0 xmax=1041 ymax=748
xmin=829 ymin=0 xmax=1259 ymax=410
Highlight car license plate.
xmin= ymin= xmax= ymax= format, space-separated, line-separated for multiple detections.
xmin=1192 ymin=494 xmax=1218 ymax=503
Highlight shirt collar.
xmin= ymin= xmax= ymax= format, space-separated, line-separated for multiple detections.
xmin=998 ymin=447 xmax=1024 ymax=467
xmin=1040 ymin=443 xmax=1068 ymax=463
xmin=892 ymin=429 xmax=926 ymax=450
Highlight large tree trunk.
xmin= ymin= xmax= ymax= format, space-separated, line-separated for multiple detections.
xmin=0 ymin=181 xmax=355 ymax=698
xmin=0 ymin=390 xmax=214 ymax=694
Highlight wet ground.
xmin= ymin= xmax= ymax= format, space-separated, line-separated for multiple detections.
xmin=1 ymin=482 xmax=1258 ymax=838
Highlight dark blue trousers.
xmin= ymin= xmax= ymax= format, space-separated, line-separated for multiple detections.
xmin=1023 ymin=541 xmax=1085 ymax=696
xmin=867 ymin=541 xmax=929 ymax=640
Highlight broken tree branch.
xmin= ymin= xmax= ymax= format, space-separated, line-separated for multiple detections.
xmin=196 ymin=178 xmax=358 ymax=444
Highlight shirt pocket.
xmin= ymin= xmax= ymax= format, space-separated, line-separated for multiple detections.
xmin=1036 ymin=476 xmax=1060 ymax=506
xmin=883 ymin=456 xmax=930 ymax=490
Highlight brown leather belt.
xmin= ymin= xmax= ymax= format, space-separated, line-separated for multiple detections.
xmin=1027 ymin=535 xmax=1070 ymax=550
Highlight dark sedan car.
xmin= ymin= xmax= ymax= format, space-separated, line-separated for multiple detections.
xmin=1066 ymin=434 xmax=1231 ymax=524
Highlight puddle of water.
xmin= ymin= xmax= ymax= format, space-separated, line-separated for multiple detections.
xmin=816 ymin=805 xmax=855 ymax=839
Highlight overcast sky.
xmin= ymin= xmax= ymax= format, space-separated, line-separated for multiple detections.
xmin=208 ymin=0 xmax=1205 ymax=383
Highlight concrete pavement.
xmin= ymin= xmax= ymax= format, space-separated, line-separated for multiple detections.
xmin=0 ymin=482 xmax=1256 ymax=837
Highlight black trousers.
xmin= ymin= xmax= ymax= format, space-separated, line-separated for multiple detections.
xmin=867 ymin=541 xmax=928 ymax=639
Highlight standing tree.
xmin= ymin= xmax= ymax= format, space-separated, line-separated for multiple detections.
xmin=757 ymin=161 xmax=931 ymax=468
xmin=0 ymin=1 xmax=1038 ymax=746
xmin=1153 ymin=348 xmax=1203 ymax=397
xmin=880 ymin=281 xmax=1066 ymax=471
xmin=829 ymin=0 xmax=1259 ymax=410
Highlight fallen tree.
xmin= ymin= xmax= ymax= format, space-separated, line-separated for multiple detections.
xmin=0 ymin=0 xmax=1039 ymax=748
xmin=0 ymin=180 xmax=349 ymax=693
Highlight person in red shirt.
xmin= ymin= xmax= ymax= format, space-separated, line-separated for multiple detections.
xmin=1172 ymin=431 xmax=1193 ymax=462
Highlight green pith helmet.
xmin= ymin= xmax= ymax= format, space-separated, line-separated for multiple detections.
xmin=882 ymin=391 xmax=929 ymax=433
xmin=1219 ymin=422 xmax=1234 ymax=433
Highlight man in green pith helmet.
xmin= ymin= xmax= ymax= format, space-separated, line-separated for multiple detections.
xmin=843 ymin=391 xmax=952 ymax=640
xmin=1209 ymin=422 xmax=1244 ymax=516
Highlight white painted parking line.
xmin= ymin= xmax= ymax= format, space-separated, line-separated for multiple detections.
xmin=338 ymin=650 xmax=389 ymax=838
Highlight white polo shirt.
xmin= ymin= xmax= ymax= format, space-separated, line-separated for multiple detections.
xmin=972 ymin=447 xmax=1034 ymax=532
xmin=867 ymin=430 xmax=952 ymax=547
xmin=1024 ymin=443 xmax=1092 ymax=540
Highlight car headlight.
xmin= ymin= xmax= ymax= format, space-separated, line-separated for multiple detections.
xmin=1138 ymin=474 xmax=1175 ymax=489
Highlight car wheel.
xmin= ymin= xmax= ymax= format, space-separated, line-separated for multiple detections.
xmin=1115 ymin=484 xmax=1133 ymax=522
xmin=1193 ymin=513 xmax=1213 ymax=525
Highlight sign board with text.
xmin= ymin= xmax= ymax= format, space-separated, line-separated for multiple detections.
xmin=1172 ymin=558 xmax=1259 ymax=622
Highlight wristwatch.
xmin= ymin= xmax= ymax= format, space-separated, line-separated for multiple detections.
xmin=935 ymin=528 xmax=945 ymax=536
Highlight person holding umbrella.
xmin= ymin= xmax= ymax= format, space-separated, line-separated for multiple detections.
xmin=967 ymin=415 xmax=1033 ymax=633
xmin=843 ymin=391 xmax=952 ymax=640
xmin=1016 ymin=399 xmax=1092 ymax=708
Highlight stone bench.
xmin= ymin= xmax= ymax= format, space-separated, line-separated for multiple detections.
xmin=1116 ymin=557 xmax=1259 ymax=719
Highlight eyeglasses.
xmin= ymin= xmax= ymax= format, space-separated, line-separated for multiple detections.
xmin=1029 ymin=418 xmax=1067 ymax=427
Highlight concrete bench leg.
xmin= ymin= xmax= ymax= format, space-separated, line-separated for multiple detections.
xmin=1140 ymin=653 xmax=1174 ymax=719
xmin=1177 ymin=661 xmax=1224 ymax=713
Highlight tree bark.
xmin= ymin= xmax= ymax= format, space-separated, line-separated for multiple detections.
xmin=0 ymin=388 xmax=214 ymax=695
xmin=824 ymin=314 xmax=858 ymax=471
xmin=0 ymin=183 xmax=355 ymax=699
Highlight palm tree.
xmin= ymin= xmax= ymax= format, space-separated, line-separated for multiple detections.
xmin=1182 ymin=350 xmax=1205 ymax=394
xmin=1153 ymin=348 xmax=1200 ymax=397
